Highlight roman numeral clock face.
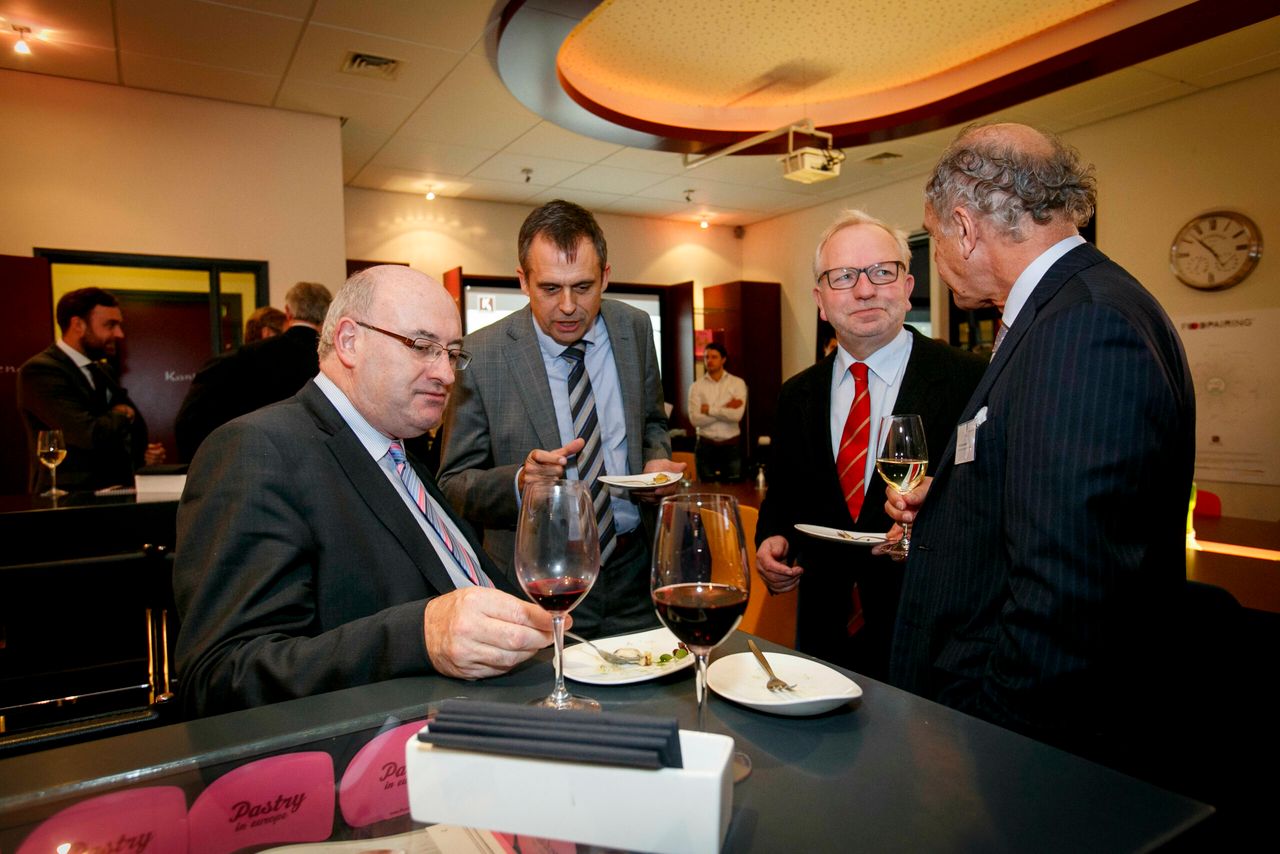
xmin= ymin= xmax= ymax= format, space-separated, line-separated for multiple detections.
xmin=1171 ymin=211 xmax=1263 ymax=290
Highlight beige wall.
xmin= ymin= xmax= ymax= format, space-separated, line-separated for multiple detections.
xmin=742 ymin=68 xmax=1280 ymax=519
xmin=343 ymin=188 xmax=743 ymax=302
xmin=0 ymin=69 xmax=346 ymax=300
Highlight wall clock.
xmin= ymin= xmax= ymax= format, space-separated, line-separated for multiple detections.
xmin=1170 ymin=210 xmax=1262 ymax=290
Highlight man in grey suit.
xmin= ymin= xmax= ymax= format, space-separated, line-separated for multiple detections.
xmin=886 ymin=124 xmax=1195 ymax=764
xmin=439 ymin=200 xmax=684 ymax=638
xmin=175 ymin=266 xmax=556 ymax=717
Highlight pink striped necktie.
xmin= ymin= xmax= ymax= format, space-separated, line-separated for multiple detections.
xmin=387 ymin=441 xmax=489 ymax=587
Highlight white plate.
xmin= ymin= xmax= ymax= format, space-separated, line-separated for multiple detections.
xmin=707 ymin=652 xmax=861 ymax=716
xmin=563 ymin=626 xmax=697 ymax=685
xmin=794 ymin=523 xmax=886 ymax=546
xmin=598 ymin=472 xmax=680 ymax=489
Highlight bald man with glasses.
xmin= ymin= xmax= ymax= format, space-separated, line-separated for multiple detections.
xmin=175 ymin=266 xmax=557 ymax=717
xmin=755 ymin=210 xmax=985 ymax=680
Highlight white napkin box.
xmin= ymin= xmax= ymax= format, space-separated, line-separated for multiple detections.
xmin=406 ymin=728 xmax=734 ymax=853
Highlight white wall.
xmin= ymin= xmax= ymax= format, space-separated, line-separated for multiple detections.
xmin=343 ymin=188 xmax=743 ymax=302
xmin=0 ymin=69 xmax=346 ymax=299
xmin=742 ymin=68 xmax=1280 ymax=519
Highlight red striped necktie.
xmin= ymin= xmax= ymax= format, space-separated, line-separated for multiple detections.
xmin=836 ymin=362 xmax=871 ymax=523
xmin=387 ymin=441 xmax=490 ymax=587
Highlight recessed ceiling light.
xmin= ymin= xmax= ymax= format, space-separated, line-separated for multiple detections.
xmin=699 ymin=218 xmax=709 ymax=229
xmin=425 ymin=189 xmax=436 ymax=201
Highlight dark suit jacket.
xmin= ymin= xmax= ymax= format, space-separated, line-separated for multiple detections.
xmin=756 ymin=329 xmax=986 ymax=678
xmin=174 ymin=325 xmax=320 ymax=461
xmin=438 ymin=301 xmax=670 ymax=574
xmin=16 ymin=344 xmax=148 ymax=492
xmin=173 ymin=380 xmax=517 ymax=718
xmin=891 ymin=244 xmax=1195 ymax=759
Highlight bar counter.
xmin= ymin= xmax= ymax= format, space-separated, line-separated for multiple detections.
xmin=0 ymin=635 xmax=1211 ymax=853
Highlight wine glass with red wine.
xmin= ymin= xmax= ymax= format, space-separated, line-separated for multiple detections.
xmin=515 ymin=479 xmax=601 ymax=711
xmin=650 ymin=493 xmax=752 ymax=779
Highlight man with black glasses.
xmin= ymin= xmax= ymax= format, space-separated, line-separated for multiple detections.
xmin=755 ymin=210 xmax=984 ymax=680
xmin=175 ymin=266 xmax=556 ymax=717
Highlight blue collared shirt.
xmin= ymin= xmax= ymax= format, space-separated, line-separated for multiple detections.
xmin=829 ymin=327 xmax=914 ymax=493
xmin=1002 ymin=234 xmax=1087 ymax=330
xmin=314 ymin=372 xmax=488 ymax=588
xmin=530 ymin=312 xmax=639 ymax=535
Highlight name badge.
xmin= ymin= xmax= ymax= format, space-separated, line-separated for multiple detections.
xmin=954 ymin=406 xmax=988 ymax=465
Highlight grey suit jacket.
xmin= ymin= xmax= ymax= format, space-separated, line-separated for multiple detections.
xmin=891 ymin=244 xmax=1195 ymax=758
xmin=438 ymin=300 xmax=671 ymax=572
xmin=174 ymin=380 xmax=517 ymax=717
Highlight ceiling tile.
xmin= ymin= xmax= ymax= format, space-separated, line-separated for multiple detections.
xmin=310 ymin=0 xmax=496 ymax=49
xmin=275 ymin=78 xmax=417 ymax=133
xmin=209 ymin=0 xmax=312 ymax=18
xmin=447 ymin=177 xmax=544 ymax=204
xmin=505 ymin=122 xmax=625 ymax=163
xmin=1138 ymin=16 xmax=1280 ymax=89
xmin=286 ymin=22 xmax=461 ymax=96
xmin=556 ymin=164 xmax=669 ymax=195
xmin=468 ymin=151 xmax=587 ymax=186
xmin=398 ymin=53 xmax=541 ymax=147
xmin=373 ymin=136 xmax=498 ymax=175
xmin=341 ymin=123 xmax=391 ymax=183
xmin=681 ymin=153 xmax=780 ymax=186
xmin=0 ymin=0 xmax=116 ymax=49
xmin=348 ymin=163 xmax=453 ymax=195
xmin=0 ymin=40 xmax=117 ymax=82
xmin=1010 ymin=66 xmax=1196 ymax=129
xmin=602 ymin=196 xmax=691 ymax=218
xmin=638 ymin=175 xmax=812 ymax=212
xmin=597 ymin=147 xmax=687 ymax=174
xmin=121 ymin=51 xmax=280 ymax=105
xmin=116 ymin=0 xmax=303 ymax=75
xmin=526 ymin=187 xmax=626 ymax=211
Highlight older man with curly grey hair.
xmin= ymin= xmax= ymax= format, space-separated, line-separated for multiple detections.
xmin=885 ymin=123 xmax=1196 ymax=775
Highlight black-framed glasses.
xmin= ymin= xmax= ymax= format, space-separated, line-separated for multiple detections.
xmin=356 ymin=321 xmax=472 ymax=369
xmin=818 ymin=261 xmax=904 ymax=289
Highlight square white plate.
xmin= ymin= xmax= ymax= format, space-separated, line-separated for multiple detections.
xmin=707 ymin=651 xmax=861 ymax=716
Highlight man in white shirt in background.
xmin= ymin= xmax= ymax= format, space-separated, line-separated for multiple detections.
xmin=688 ymin=342 xmax=747 ymax=482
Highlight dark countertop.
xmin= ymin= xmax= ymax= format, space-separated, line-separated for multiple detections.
xmin=0 ymin=634 xmax=1211 ymax=853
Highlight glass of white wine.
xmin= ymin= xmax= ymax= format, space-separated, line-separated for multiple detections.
xmin=876 ymin=415 xmax=927 ymax=559
xmin=36 ymin=429 xmax=68 ymax=498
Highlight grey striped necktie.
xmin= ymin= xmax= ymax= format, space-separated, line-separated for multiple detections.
xmin=563 ymin=343 xmax=617 ymax=564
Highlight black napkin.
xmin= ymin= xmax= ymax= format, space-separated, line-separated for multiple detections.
xmin=417 ymin=699 xmax=682 ymax=769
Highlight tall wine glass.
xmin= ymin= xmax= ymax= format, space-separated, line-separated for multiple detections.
xmin=651 ymin=493 xmax=752 ymax=780
xmin=876 ymin=414 xmax=928 ymax=559
xmin=514 ymin=479 xmax=601 ymax=711
xmin=36 ymin=429 xmax=68 ymax=498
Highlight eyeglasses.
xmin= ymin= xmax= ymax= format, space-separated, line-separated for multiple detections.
xmin=356 ymin=321 xmax=472 ymax=369
xmin=818 ymin=261 xmax=904 ymax=289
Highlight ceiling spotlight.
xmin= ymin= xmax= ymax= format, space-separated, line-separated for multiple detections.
xmin=424 ymin=189 xmax=436 ymax=201
xmin=13 ymin=26 xmax=31 ymax=55
xmin=521 ymin=167 xmax=533 ymax=184
xmin=699 ymin=218 xmax=709 ymax=230
xmin=684 ymin=190 xmax=694 ymax=203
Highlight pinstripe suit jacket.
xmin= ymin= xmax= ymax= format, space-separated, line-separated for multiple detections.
xmin=437 ymin=301 xmax=671 ymax=574
xmin=891 ymin=243 xmax=1195 ymax=754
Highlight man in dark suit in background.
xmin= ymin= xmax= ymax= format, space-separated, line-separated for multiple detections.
xmin=439 ymin=200 xmax=684 ymax=637
xmin=755 ymin=210 xmax=985 ymax=680
xmin=174 ymin=266 xmax=555 ymax=717
xmin=175 ymin=280 xmax=332 ymax=460
xmin=887 ymin=123 xmax=1195 ymax=762
xmin=16 ymin=287 xmax=165 ymax=492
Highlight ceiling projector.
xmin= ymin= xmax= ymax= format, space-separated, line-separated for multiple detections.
xmin=780 ymin=146 xmax=844 ymax=184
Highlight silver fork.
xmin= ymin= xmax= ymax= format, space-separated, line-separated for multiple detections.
xmin=565 ymin=630 xmax=641 ymax=666
xmin=748 ymin=639 xmax=795 ymax=691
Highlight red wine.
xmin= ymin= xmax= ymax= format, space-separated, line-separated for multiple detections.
xmin=524 ymin=576 xmax=592 ymax=612
xmin=652 ymin=583 xmax=748 ymax=649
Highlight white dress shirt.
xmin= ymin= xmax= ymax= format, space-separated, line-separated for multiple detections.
xmin=688 ymin=370 xmax=747 ymax=441
xmin=829 ymin=328 xmax=914 ymax=493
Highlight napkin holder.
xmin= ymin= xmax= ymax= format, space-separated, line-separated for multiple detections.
xmin=406 ymin=728 xmax=733 ymax=854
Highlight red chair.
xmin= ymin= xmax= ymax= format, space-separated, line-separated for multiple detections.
xmin=1194 ymin=489 xmax=1222 ymax=519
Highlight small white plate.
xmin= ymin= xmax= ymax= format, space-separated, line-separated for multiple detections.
xmin=598 ymin=472 xmax=680 ymax=489
xmin=707 ymin=651 xmax=861 ymax=716
xmin=563 ymin=626 xmax=697 ymax=685
xmin=794 ymin=523 xmax=886 ymax=546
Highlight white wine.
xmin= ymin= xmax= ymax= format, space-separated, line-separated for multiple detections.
xmin=877 ymin=458 xmax=926 ymax=493
xmin=38 ymin=448 xmax=67 ymax=469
